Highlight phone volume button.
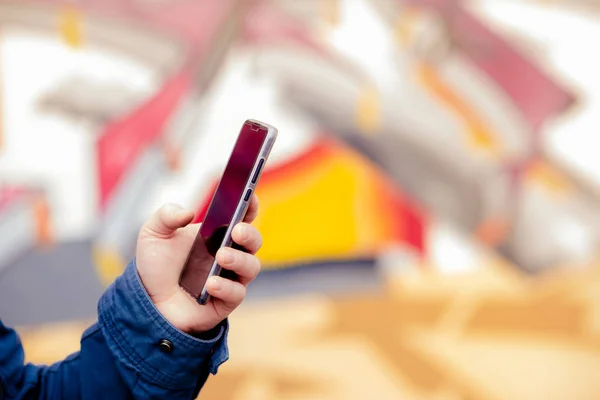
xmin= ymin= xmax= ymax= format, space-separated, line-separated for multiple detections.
xmin=244 ymin=189 xmax=252 ymax=202
xmin=251 ymin=159 xmax=265 ymax=184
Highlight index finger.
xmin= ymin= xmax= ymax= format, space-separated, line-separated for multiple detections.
xmin=243 ymin=194 xmax=259 ymax=223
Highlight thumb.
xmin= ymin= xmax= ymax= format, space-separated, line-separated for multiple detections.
xmin=142 ymin=203 xmax=195 ymax=237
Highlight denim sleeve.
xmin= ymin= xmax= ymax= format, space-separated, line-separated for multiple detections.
xmin=0 ymin=258 xmax=229 ymax=400
xmin=0 ymin=320 xmax=85 ymax=400
xmin=97 ymin=258 xmax=229 ymax=398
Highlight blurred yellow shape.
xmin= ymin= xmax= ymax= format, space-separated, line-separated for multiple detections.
xmin=58 ymin=5 xmax=83 ymax=48
xmin=20 ymin=320 xmax=91 ymax=364
xmin=394 ymin=7 xmax=422 ymax=47
xmin=526 ymin=160 xmax=572 ymax=195
xmin=356 ymin=84 xmax=381 ymax=134
xmin=255 ymin=157 xmax=363 ymax=265
xmin=92 ymin=245 xmax=126 ymax=287
xmin=416 ymin=63 xmax=500 ymax=156
xmin=254 ymin=146 xmax=396 ymax=266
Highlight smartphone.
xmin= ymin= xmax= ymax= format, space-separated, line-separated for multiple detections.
xmin=179 ymin=119 xmax=277 ymax=304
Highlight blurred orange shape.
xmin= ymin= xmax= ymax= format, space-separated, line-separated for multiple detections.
xmin=416 ymin=63 xmax=500 ymax=156
xmin=33 ymin=195 xmax=53 ymax=247
xmin=525 ymin=160 xmax=572 ymax=195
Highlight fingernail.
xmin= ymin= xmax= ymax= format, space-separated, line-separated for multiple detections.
xmin=209 ymin=277 xmax=222 ymax=291
xmin=222 ymin=249 xmax=235 ymax=264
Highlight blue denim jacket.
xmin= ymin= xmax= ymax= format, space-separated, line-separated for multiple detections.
xmin=0 ymin=259 xmax=229 ymax=399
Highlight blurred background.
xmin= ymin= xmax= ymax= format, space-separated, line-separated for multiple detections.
xmin=2 ymin=0 xmax=600 ymax=398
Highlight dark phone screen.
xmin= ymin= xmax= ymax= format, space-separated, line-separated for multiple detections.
xmin=179 ymin=122 xmax=267 ymax=297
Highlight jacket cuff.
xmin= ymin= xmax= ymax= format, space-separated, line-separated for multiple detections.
xmin=98 ymin=258 xmax=229 ymax=390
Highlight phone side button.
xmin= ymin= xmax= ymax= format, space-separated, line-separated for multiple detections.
xmin=244 ymin=189 xmax=252 ymax=202
xmin=251 ymin=159 xmax=265 ymax=183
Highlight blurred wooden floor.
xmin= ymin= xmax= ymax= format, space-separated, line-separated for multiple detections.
xmin=18 ymin=261 xmax=600 ymax=400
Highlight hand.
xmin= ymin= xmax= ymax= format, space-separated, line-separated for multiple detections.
xmin=135 ymin=195 xmax=262 ymax=335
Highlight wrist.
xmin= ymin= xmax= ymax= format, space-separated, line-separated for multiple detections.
xmin=191 ymin=320 xmax=225 ymax=340
xmin=153 ymin=297 xmax=222 ymax=335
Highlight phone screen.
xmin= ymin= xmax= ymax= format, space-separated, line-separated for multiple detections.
xmin=180 ymin=122 xmax=267 ymax=297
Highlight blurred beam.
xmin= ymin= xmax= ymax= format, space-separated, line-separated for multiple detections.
xmin=528 ymin=0 xmax=600 ymax=15
xmin=192 ymin=0 xmax=244 ymax=92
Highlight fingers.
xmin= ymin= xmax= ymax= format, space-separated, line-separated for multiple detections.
xmin=206 ymin=276 xmax=246 ymax=314
xmin=216 ymin=247 xmax=261 ymax=285
xmin=243 ymin=194 xmax=259 ymax=223
xmin=142 ymin=204 xmax=195 ymax=238
xmin=231 ymin=222 xmax=262 ymax=254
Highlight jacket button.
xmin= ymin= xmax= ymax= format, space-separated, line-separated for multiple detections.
xmin=158 ymin=339 xmax=174 ymax=353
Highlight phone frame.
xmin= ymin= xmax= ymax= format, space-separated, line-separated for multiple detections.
xmin=182 ymin=119 xmax=277 ymax=304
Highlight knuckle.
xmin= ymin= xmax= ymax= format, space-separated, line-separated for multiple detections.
xmin=248 ymin=232 xmax=262 ymax=251
xmin=251 ymin=256 xmax=261 ymax=275
xmin=237 ymin=252 xmax=251 ymax=269
xmin=222 ymin=284 xmax=245 ymax=311
xmin=254 ymin=234 xmax=263 ymax=249
xmin=240 ymin=253 xmax=260 ymax=276
xmin=235 ymin=284 xmax=247 ymax=301
xmin=245 ymin=225 xmax=261 ymax=244
xmin=248 ymin=260 xmax=261 ymax=280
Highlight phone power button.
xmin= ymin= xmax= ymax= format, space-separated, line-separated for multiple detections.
xmin=244 ymin=189 xmax=252 ymax=202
